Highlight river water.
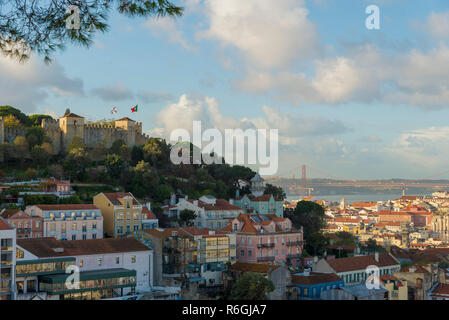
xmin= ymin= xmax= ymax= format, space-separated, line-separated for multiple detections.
xmin=286 ymin=193 xmax=431 ymax=203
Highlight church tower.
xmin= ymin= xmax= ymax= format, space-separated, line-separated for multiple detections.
xmin=250 ymin=173 xmax=266 ymax=197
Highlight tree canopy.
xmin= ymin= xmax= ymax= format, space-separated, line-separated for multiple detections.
xmin=230 ymin=273 xmax=275 ymax=300
xmin=0 ymin=0 xmax=184 ymax=62
xmin=264 ymin=183 xmax=286 ymax=200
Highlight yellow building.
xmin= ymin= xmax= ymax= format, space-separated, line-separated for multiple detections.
xmin=93 ymin=192 xmax=143 ymax=238
xmin=380 ymin=275 xmax=408 ymax=300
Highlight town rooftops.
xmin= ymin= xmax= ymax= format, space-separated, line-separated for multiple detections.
xmin=291 ymin=272 xmax=342 ymax=285
xmin=326 ymin=253 xmax=399 ymax=273
xmin=0 ymin=217 xmax=11 ymax=230
xmin=17 ymin=237 xmax=150 ymax=258
xmin=102 ymin=192 xmax=140 ymax=206
xmin=144 ymin=227 xmax=227 ymax=239
xmin=186 ymin=198 xmax=242 ymax=211
xmin=431 ymin=284 xmax=449 ymax=297
xmin=34 ymin=204 xmax=99 ymax=211
xmin=230 ymin=262 xmax=280 ymax=274
xmin=1 ymin=208 xmax=22 ymax=219
xmin=142 ymin=207 xmax=157 ymax=220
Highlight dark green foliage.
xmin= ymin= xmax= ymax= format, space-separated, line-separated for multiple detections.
xmin=229 ymin=273 xmax=275 ymax=300
xmin=0 ymin=106 xmax=31 ymax=126
xmin=29 ymin=114 xmax=54 ymax=126
xmin=0 ymin=0 xmax=184 ymax=63
xmin=178 ymin=209 xmax=197 ymax=227
xmin=264 ymin=183 xmax=286 ymax=200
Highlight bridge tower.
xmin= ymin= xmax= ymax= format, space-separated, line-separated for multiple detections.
xmin=301 ymin=165 xmax=307 ymax=198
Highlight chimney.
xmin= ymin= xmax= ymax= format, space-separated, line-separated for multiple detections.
xmin=313 ymin=256 xmax=318 ymax=263
xmin=304 ymin=268 xmax=311 ymax=276
xmin=236 ymin=189 xmax=240 ymax=198
xmin=374 ymin=252 xmax=379 ymax=262
xmin=146 ymin=202 xmax=151 ymax=211
xmin=229 ymin=199 xmax=234 ymax=205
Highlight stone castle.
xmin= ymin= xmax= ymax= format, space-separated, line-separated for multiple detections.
xmin=0 ymin=110 xmax=150 ymax=154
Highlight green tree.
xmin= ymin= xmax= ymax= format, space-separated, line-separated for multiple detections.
xmin=230 ymin=273 xmax=275 ymax=300
xmin=0 ymin=0 xmax=184 ymax=63
xmin=110 ymin=139 xmax=126 ymax=155
xmin=285 ymin=201 xmax=327 ymax=256
xmin=23 ymin=168 xmax=38 ymax=180
xmin=105 ymin=154 xmax=125 ymax=179
xmin=4 ymin=114 xmax=21 ymax=128
xmin=264 ymin=183 xmax=286 ymax=200
xmin=13 ymin=136 xmax=29 ymax=167
xmin=48 ymin=164 xmax=65 ymax=179
xmin=31 ymin=145 xmax=50 ymax=169
xmin=0 ymin=106 xmax=31 ymax=126
xmin=28 ymin=114 xmax=54 ymax=126
xmin=153 ymin=184 xmax=174 ymax=202
xmin=119 ymin=144 xmax=132 ymax=163
xmin=334 ymin=231 xmax=357 ymax=246
xmin=178 ymin=209 xmax=197 ymax=227
xmin=25 ymin=127 xmax=46 ymax=149
xmin=0 ymin=143 xmax=14 ymax=167
xmin=68 ymin=136 xmax=86 ymax=154
xmin=90 ymin=141 xmax=107 ymax=164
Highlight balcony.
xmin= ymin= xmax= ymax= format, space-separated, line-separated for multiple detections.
xmin=257 ymin=243 xmax=275 ymax=248
xmin=257 ymin=256 xmax=275 ymax=262
xmin=286 ymin=241 xmax=303 ymax=246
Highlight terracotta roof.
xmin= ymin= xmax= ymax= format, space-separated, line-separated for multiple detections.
xmin=400 ymin=265 xmax=430 ymax=274
xmin=102 ymin=192 xmax=140 ymax=206
xmin=230 ymin=262 xmax=280 ymax=274
xmin=142 ymin=207 xmax=157 ymax=220
xmin=35 ymin=204 xmax=99 ymax=211
xmin=0 ymin=217 xmax=11 ymax=230
xmin=1 ymin=209 xmax=21 ymax=218
xmin=352 ymin=202 xmax=377 ymax=207
xmin=144 ymin=227 xmax=226 ymax=239
xmin=17 ymin=238 xmax=150 ymax=257
xmin=326 ymin=254 xmax=399 ymax=273
xmin=380 ymin=275 xmax=403 ymax=287
xmin=291 ymin=272 xmax=342 ymax=285
xmin=187 ymin=199 xmax=242 ymax=211
xmin=431 ymin=284 xmax=449 ymax=296
xmin=250 ymin=194 xmax=282 ymax=202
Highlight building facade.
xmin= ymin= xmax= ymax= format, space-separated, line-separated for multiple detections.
xmin=222 ymin=214 xmax=303 ymax=267
xmin=15 ymin=237 xmax=153 ymax=300
xmin=25 ymin=204 xmax=103 ymax=241
xmin=0 ymin=217 xmax=16 ymax=300
xmin=1 ymin=209 xmax=43 ymax=239
xmin=93 ymin=192 xmax=143 ymax=238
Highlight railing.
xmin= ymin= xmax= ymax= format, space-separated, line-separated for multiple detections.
xmin=257 ymin=243 xmax=275 ymax=248
xmin=257 ymin=256 xmax=275 ymax=262
xmin=286 ymin=241 xmax=303 ymax=246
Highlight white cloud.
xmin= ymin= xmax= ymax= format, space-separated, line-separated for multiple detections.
xmin=197 ymin=0 xmax=320 ymax=70
xmin=0 ymin=55 xmax=84 ymax=112
xmin=92 ymin=83 xmax=134 ymax=101
xmin=143 ymin=17 xmax=193 ymax=50
xmin=428 ymin=11 xmax=449 ymax=39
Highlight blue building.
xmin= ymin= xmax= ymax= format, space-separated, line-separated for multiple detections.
xmin=288 ymin=271 xmax=345 ymax=300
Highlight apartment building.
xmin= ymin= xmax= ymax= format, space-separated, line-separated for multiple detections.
xmin=93 ymin=192 xmax=142 ymax=238
xmin=0 ymin=217 xmax=16 ymax=300
xmin=144 ymin=227 xmax=236 ymax=287
xmin=1 ymin=209 xmax=43 ymax=239
xmin=221 ymin=214 xmax=303 ymax=267
xmin=25 ymin=204 xmax=103 ymax=240
xmin=314 ymin=253 xmax=401 ymax=286
xmin=162 ymin=196 xmax=244 ymax=230
xmin=16 ymin=237 xmax=153 ymax=300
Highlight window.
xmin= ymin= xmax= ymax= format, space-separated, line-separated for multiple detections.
xmin=92 ymin=234 xmax=96 ymax=239
xmin=92 ymin=223 xmax=97 ymax=230
xmin=131 ymin=256 xmax=136 ymax=263
xmin=116 ymin=257 xmax=120 ymax=264
xmin=240 ymin=250 xmax=245 ymax=257
xmin=72 ymin=235 xmax=76 ymax=240
xmin=82 ymin=234 xmax=87 ymax=240
xmin=126 ymin=225 xmax=130 ymax=233
xmin=79 ymin=259 xmax=83 ymax=267
xmin=98 ymin=258 xmax=102 ymax=266
xmin=134 ymin=225 xmax=139 ymax=232
xmin=233 ymin=224 xmax=238 ymax=232
xmin=82 ymin=223 xmax=87 ymax=232
xmin=133 ymin=213 xmax=139 ymax=220
xmin=35 ymin=221 xmax=40 ymax=228
xmin=248 ymin=250 xmax=252 ymax=257
xmin=275 ymin=249 xmax=278 ymax=256
xmin=72 ymin=223 xmax=77 ymax=230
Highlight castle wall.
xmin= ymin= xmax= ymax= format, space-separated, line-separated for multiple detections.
xmin=4 ymin=126 xmax=26 ymax=144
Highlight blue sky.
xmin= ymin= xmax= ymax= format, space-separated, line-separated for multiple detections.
xmin=2 ymin=0 xmax=449 ymax=180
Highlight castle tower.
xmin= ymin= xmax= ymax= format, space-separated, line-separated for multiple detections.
xmin=59 ymin=110 xmax=85 ymax=151
xmin=115 ymin=117 xmax=137 ymax=147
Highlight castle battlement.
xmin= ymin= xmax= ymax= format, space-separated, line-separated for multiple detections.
xmin=0 ymin=109 xmax=150 ymax=154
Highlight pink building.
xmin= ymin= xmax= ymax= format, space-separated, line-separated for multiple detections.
xmin=0 ymin=209 xmax=43 ymax=239
xmin=221 ymin=214 xmax=303 ymax=267
xmin=25 ymin=204 xmax=103 ymax=241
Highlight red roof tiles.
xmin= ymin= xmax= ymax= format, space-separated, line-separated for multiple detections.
xmin=326 ymin=254 xmax=399 ymax=273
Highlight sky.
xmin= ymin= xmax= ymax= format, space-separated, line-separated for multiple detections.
xmin=1 ymin=0 xmax=449 ymax=180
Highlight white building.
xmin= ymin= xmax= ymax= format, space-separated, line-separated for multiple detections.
xmin=15 ymin=237 xmax=153 ymax=300
xmin=163 ymin=196 xmax=243 ymax=230
xmin=0 ymin=217 xmax=16 ymax=300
